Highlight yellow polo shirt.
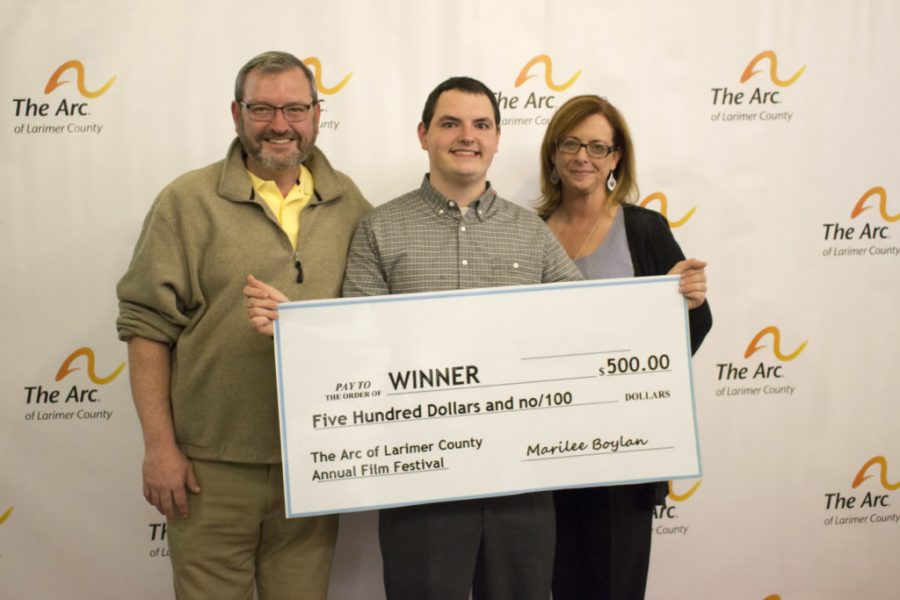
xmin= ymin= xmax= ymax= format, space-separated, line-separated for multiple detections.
xmin=248 ymin=165 xmax=314 ymax=250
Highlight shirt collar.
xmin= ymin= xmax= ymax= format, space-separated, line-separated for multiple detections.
xmin=418 ymin=174 xmax=497 ymax=221
xmin=247 ymin=165 xmax=309 ymax=198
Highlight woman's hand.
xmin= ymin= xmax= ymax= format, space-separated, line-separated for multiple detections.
xmin=668 ymin=258 xmax=707 ymax=310
xmin=243 ymin=274 xmax=289 ymax=337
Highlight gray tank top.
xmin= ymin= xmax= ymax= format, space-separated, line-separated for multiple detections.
xmin=574 ymin=207 xmax=634 ymax=279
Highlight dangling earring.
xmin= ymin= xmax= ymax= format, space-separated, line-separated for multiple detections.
xmin=550 ymin=167 xmax=560 ymax=185
xmin=606 ymin=170 xmax=617 ymax=192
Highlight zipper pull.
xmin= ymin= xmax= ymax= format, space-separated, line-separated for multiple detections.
xmin=294 ymin=252 xmax=304 ymax=283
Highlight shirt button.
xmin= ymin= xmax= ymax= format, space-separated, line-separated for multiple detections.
xmin=449 ymin=201 xmax=456 ymax=208
xmin=439 ymin=209 xmax=445 ymax=215
xmin=460 ymin=225 xmax=467 ymax=232
xmin=513 ymin=262 xmax=519 ymax=269
xmin=461 ymin=259 xmax=468 ymax=266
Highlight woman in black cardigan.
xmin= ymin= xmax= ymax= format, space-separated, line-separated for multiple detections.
xmin=537 ymin=95 xmax=713 ymax=600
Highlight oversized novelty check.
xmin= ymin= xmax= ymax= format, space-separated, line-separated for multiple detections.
xmin=274 ymin=276 xmax=701 ymax=517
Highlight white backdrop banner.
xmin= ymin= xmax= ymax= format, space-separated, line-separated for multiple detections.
xmin=1 ymin=1 xmax=898 ymax=599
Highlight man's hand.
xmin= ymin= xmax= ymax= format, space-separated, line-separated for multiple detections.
xmin=668 ymin=258 xmax=708 ymax=310
xmin=244 ymin=274 xmax=288 ymax=337
xmin=142 ymin=444 xmax=201 ymax=519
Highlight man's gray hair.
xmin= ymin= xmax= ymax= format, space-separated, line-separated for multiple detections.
xmin=234 ymin=51 xmax=318 ymax=104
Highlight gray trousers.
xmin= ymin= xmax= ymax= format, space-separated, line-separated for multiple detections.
xmin=379 ymin=492 xmax=555 ymax=600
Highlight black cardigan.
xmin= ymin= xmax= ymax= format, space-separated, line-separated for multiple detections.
xmin=622 ymin=203 xmax=713 ymax=505
xmin=623 ymin=203 xmax=713 ymax=355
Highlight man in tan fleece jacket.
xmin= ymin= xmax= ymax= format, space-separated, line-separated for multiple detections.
xmin=116 ymin=51 xmax=370 ymax=600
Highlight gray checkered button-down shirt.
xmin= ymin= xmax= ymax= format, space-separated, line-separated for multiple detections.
xmin=342 ymin=175 xmax=583 ymax=297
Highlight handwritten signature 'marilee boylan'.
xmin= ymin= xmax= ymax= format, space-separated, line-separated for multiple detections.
xmin=526 ymin=435 xmax=650 ymax=458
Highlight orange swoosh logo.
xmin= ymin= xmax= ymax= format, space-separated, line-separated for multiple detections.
xmin=514 ymin=54 xmax=581 ymax=91
xmin=743 ymin=326 xmax=807 ymax=361
xmin=850 ymin=186 xmax=899 ymax=222
xmin=764 ymin=595 xmax=782 ymax=600
xmin=740 ymin=50 xmax=806 ymax=87
xmin=639 ymin=192 xmax=697 ymax=228
xmin=0 ymin=506 xmax=12 ymax=525
xmin=668 ymin=480 xmax=702 ymax=502
xmin=55 ymin=347 xmax=126 ymax=385
xmin=852 ymin=456 xmax=900 ymax=491
xmin=303 ymin=57 xmax=352 ymax=95
xmin=44 ymin=60 xmax=116 ymax=98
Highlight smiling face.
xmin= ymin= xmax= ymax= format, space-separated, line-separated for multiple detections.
xmin=231 ymin=67 xmax=320 ymax=180
xmin=552 ymin=113 xmax=620 ymax=199
xmin=417 ymin=89 xmax=500 ymax=201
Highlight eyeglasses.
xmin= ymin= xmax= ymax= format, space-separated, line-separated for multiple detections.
xmin=557 ymin=138 xmax=617 ymax=158
xmin=240 ymin=101 xmax=319 ymax=122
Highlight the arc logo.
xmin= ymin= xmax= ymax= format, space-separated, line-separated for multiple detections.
xmin=824 ymin=456 xmax=896 ymax=522
xmin=0 ymin=506 xmax=12 ymax=525
xmin=668 ymin=479 xmax=702 ymax=502
xmin=514 ymin=54 xmax=581 ymax=91
xmin=655 ymin=480 xmax=698 ymax=532
xmin=639 ymin=192 xmax=696 ymax=228
xmin=743 ymin=326 xmax=807 ymax=361
xmin=852 ymin=456 xmax=900 ymax=491
xmin=740 ymin=50 xmax=806 ymax=87
xmin=716 ymin=324 xmax=802 ymax=392
xmin=44 ymin=60 xmax=116 ymax=98
xmin=851 ymin=186 xmax=899 ymax=223
xmin=55 ymin=347 xmax=125 ymax=385
xmin=303 ymin=57 xmax=351 ymax=95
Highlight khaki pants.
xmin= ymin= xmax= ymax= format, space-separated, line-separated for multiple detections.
xmin=167 ymin=460 xmax=338 ymax=600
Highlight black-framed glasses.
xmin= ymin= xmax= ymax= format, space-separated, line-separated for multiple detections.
xmin=240 ymin=101 xmax=320 ymax=122
xmin=557 ymin=138 xmax=617 ymax=158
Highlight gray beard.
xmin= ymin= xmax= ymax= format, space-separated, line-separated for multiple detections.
xmin=250 ymin=146 xmax=305 ymax=172
xmin=236 ymin=122 xmax=311 ymax=173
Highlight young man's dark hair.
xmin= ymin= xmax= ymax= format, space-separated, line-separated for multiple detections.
xmin=420 ymin=76 xmax=501 ymax=130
